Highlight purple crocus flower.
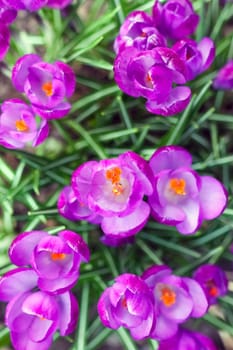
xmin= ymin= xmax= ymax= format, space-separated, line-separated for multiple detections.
xmin=9 ymin=230 xmax=90 ymax=293
xmin=12 ymin=53 xmax=76 ymax=119
xmin=158 ymin=328 xmax=217 ymax=350
xmin=114 ymin=10 xmax=166 ymax=54
xmin=152 ymin=0 xmax=199 ymax=40
xmin=71 ymin=151 xmax=153 ymax=239
xmin=114 ymin=46 xmax=191 ymax=116
xmin=97 ymin=273 xmax=156 ymax=340
xmin=172 ymin=38 xmax=215 ymax=81
xmin=193 ymin=264 xmax=228 ymax=305
xmin=142 ymin=265 xmax=208 ymax=340
xmin=148 ymin=146 xmax=228 ymax=234
xmin=0 ymin=99 xmax=49 ymax=149
xmin=213 ymin=60 xmax=233 ymax=90
xmin=0 ymin=267 xmax=78 ymax=350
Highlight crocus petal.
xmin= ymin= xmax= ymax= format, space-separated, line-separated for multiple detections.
xmin=59 ymin=230 xmax=90 ymax=263
xmin=9 ymin=230 xmax=48 ymax=266
xmin=183 ymin=277 xmax=208 ymax=317
xmin=38 ymin=272 xmax=79 ymax=294
xmin=0 ymin=268 xmax=38 ymax=301
xmin=12 ymin=53 xmax=42 ymax=92
xmin=32 ymin=101 xmax=71 ymax=120
xmin=97 ymin=288 xmax=120 ymax=329
xmin=149 ymin=145 xmax=193 ymax=174
xmin=114 ymin=47 xmax=142 ymax=97
xmin=199 ymin=176 xmax=227 ymax=220
xmin=198 ymin=37 xmax=215 ymax=72
xmin=55 ymin=61 xmax=76 ymax=97
xmin=142 ymin=265 xmax=172 ymax=289
xmin=176 ymin=198 xmax=200 ymax=234
xmin=71 ymin=161 xmax=99 ymax=204
xmin=33 ymin=119 xmax=50 ymax=146
xmin=130 ymin=313 xmax=155 ymax=340
xmin=57 ymin=292 xmax=79 ymax=336
xmin=11 ymin=331 xmax=53 ymax=350
xmin=101 ymin=201 xmax=150 ymax=236
xmin=146 ymin=86 xmax=191 ymax=117
xmin=151 ymin=314 xmax=178 ymax=340
xmin=22 ymin=291 xmax=58 ymax=321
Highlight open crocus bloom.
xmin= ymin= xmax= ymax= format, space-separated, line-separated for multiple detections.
xmin=142 ymin=265 xmax=208 ymax=340
xmin=114 ymin=46 xmax=191 ymax=116
xmin=152 ymin=0 xmax=199 ymax=40
xmin=213 ymin=60 xmax=233 ymax=90
xmin=71 ymin=151 xmax=153 ymax=239
xmin=114 ymin=10 xmax=166 ymax=54
xmin=193 ymin=264 xmax=228 ymax=305
xmin=12 ymin=53 xmax=76 ymax=119
xmin=9 ymin=230 xmax=90 ymax=293
xmin=148 ymin=146 xmax=228 ymax=234
xmin=97 ymin=273 xmax=156 ymax=340
xmin=0 ymin=99 xmax=49 ymax=149
xmin=172 ymin=38 xmax=215 ymax=81
xmin=158 ymin=328 xmax=217 ymax=350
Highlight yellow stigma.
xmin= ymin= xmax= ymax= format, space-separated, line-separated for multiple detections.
xmin=169 ymin=178 xmax=186 ymax=195
xmin=51 ymin=252 xmax=66 ymax=261
xmin=42 ymin=81 xmax=53 ymax=96
xmin=160 ymin=286 xmax=176 ymax=307
xmin=15 ymin=119 xmax=29 ymax=132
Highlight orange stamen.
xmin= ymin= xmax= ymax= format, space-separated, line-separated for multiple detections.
xmin=160 ymin=287 xmax=176 ymax=307
xmin=106 ymin=167 xmax=122 ymax=184
xmin=169 ymin=178 xmax=186 ymax=195
xmin=141 ymin=31 xmax=147 ymax=37
xmin=15 ymin=119 xmax=29 ymax=132
xmin=42 ymin=81 xmax=53 ymax=97
xmin=206 ymin=280 xmax=219 ymax=297
xmin=51 ymin=252 xmax=66 ymax=261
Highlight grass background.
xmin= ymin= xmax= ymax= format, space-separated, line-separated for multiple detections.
xmin=0 ymin=0 xmax=233 ymax=349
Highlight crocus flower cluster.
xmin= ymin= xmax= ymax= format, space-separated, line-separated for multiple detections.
xmin=113 ymin=0 xmax=215 ymax=116
xmin=0 ymin=229 xmax=89 ymax=350
xmin=97 ymin=264 xmax=223 ymax=341
xmin=0 ymin=53 xmax=75 ymax=149
xmin=213 ymin=60 xmax=233 ymax=90
xmin=58 ymin=146 xmax=227 ymax=242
